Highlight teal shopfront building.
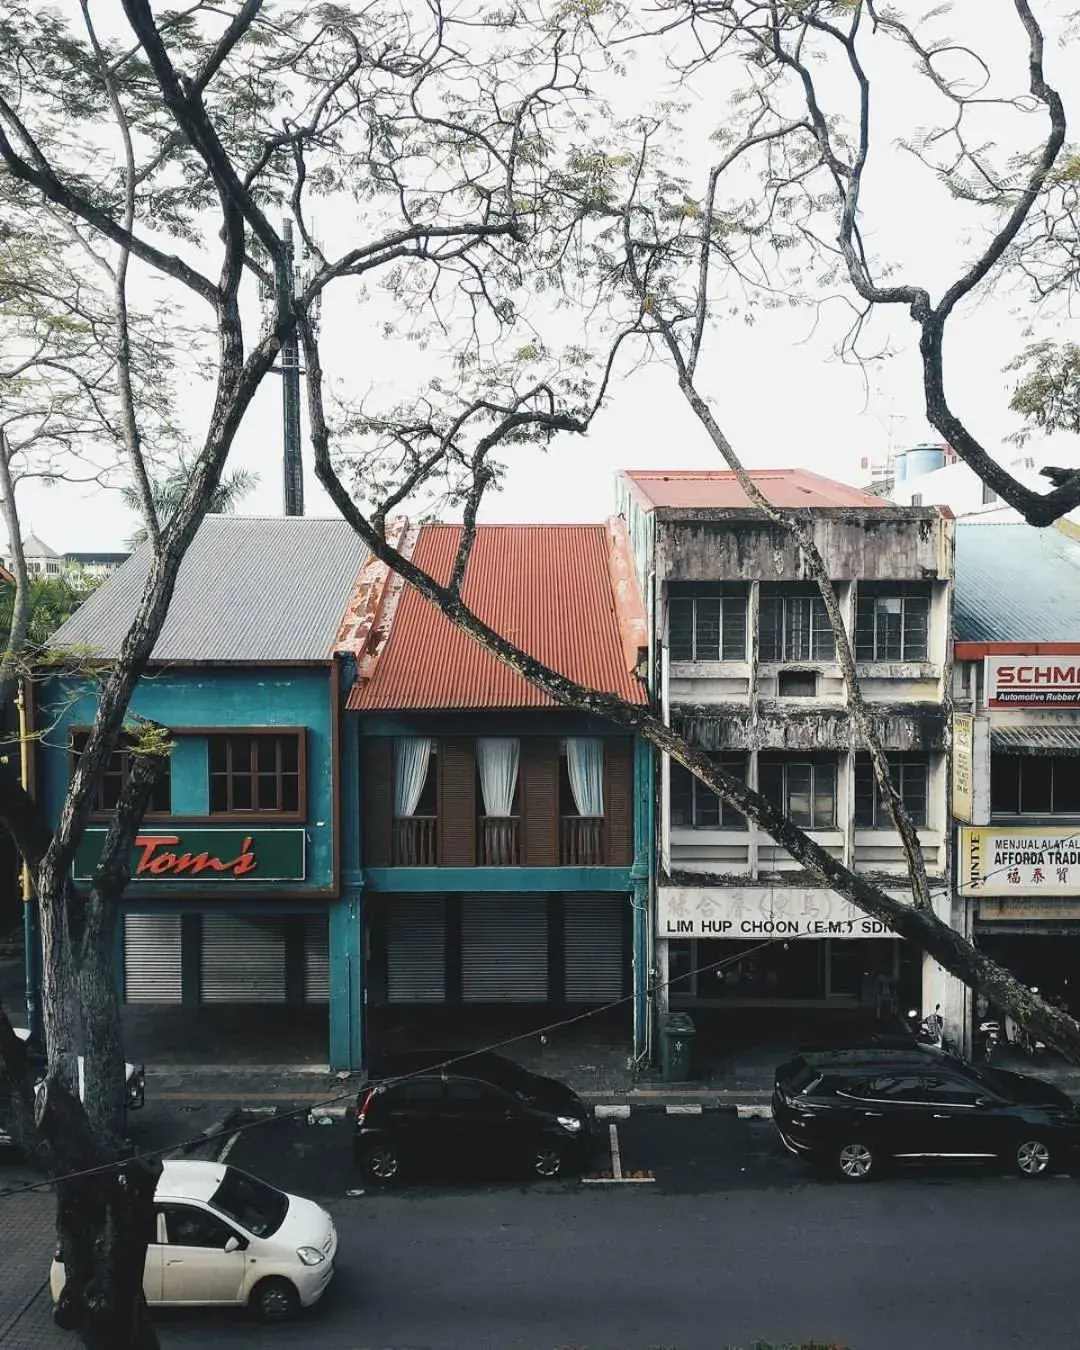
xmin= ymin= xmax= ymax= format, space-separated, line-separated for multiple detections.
xmin=36 ymin=518 xmax=367 ymax=1070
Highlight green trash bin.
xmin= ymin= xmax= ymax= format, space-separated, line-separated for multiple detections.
xmin=659 ymin=1012 xmax=696 ymax=1083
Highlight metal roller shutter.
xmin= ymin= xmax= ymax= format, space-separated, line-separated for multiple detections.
xmin=387 ymin=898 xmax=446 ymax=1002
xmin=304 ymin=915 xmax=330 ymax=1002
xmin=124 ymin=914 xmax=182 ymax=1003
xmin=462 ymin=896 xmax=548 ymax=1002
xmin=201 ymin=915 xmax=286 ymax=1003
xmin=565 ymin=896 xmax=625 ymax=1003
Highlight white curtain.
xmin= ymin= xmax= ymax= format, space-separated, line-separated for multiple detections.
xmin=476 ymin=737 xmax=520 ymax=817
xmin=567 ymin=738 xmax=604 ymax=817
xmin=393 ymin=737 xmax=432 ymax=817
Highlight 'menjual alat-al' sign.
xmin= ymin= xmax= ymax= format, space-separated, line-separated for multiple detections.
xmin=959 ymin=827 xmax=1080 ymax=896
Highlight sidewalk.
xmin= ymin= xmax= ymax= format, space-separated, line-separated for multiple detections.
xmin=0 ymin=1192 xmax=67 ymax=1350
xmin=141 ymin=1041 xmax=1080 ymax=1119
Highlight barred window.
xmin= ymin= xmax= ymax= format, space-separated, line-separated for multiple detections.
xmin=759 ymin=756 xmax=837 ymax=829
xmin=668 ymin=584 xmax=748 ymax=662
xmin=854 ymin=754 xmax=929 ymax=828
xmin=759 ymin=586 xmax=835 ymax=662
xmin=854 ymin=583 xmax=930 ymax=661
xmin=670 ymin=756 xmax=748 ymax=830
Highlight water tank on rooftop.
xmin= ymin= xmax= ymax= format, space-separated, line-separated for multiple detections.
xmin=899 ymin=444 xmax=948 ymax=482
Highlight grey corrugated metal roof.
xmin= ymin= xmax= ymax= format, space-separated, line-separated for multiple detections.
xmin=50 ymin=516 xmax=368 ymax=663
xmin=991 ymin=725 xmax=1080 ymax=755
xmin=955 ymin=522 xmax=1080 ymax=642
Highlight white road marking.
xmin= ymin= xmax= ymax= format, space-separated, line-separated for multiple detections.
xmin=215 ymin=1130 xmax=242 ymax=1164
xmin=580 ymin=1176 xmax=656 ymax=1184
xmin=594 ymin=1104 xmax=631 ymax=1120
xmin=736 ymin=1104 xmax=772 ymax=1119
xmin=666 ymin=1104 xmax=703 ymax=1115
xmin=608 ymin=1122 xmax=623 ymax=1181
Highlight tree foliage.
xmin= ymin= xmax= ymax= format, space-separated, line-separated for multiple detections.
xmin=1007 ymin=340 xmax=1080 ymax=444
xmin=0 ymin=568 xmax=101 ymax=650
xmin=120 ymin=457 xmax=258 ymax=547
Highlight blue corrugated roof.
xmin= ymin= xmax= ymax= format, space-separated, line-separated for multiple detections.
xmin=954 ymin=521 xmax=1080 ymax=642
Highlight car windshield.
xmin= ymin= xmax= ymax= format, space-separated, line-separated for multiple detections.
xmin=208 ymin=1167 xmax=288 ymax=1238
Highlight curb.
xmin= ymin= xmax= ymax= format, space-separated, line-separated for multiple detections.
xmin=606 ymin=1100 xmax=741 ymax=1115
xmin=154 ymin=1092 xmax=772 ymax=1118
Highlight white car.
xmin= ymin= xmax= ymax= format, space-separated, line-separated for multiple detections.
xmin=0 ymin=1028 xmax=145 ymax=1147
xmin=51 ymin=1159 xmax=337 ymax=1321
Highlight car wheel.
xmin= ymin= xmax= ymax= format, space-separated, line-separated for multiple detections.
xmin=532 ymin=1143 xmax=565 ymax=1179
xmin=252 ymin=1277 xmax=300 ymax=1323
xmin=1015 ymin=1137 xmax=1052 ymax=1178
xmin=362 ymin=1144 xmax=401 ymax=1183
xmin=835 ymin=1141 xmax=876 ymax=1182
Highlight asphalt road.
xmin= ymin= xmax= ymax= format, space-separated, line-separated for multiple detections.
xmin=144 ymin=1112 xmax=1080 ymax=1350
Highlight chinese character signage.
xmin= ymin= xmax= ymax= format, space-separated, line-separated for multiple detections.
xmin=986 ymin=656 xmax=1080 ymax=708
xmin=958 ymin=827 xmax=1080 ymax=896
xmin=952 ymin=713 xmax=974 ymax=822
xmin=73 ymin=828 xmax=307 ymax=883
xmin=657 ymin=887 xmax=903 ymax=939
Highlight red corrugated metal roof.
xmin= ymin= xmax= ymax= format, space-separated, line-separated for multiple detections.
xmin=622 ymin=468 xmax=888 ymax=510
xmin=348 ymin=524 xmax=647 ymax=710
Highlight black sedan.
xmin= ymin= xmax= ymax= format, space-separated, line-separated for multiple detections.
xmin=772 ymin=1048 xmax=1080 ymax=1181
xmin=355 ymin=1049 xmax=593 ymax=1183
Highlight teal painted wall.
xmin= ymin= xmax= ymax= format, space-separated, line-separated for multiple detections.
xmin=632 ymin=733 xmax=655 ymax=1062
xmin=332 ymin=658 xmax=363 ymax=1070
xmin=38 ymin=666 xmax=338 ymax=891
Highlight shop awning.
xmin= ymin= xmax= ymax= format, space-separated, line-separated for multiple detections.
xmin=990 ymin=726 xmax=1080 ymax=756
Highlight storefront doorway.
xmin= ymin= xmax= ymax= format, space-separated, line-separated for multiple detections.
xmin=667 ymin=936 xmax=907 ymax=1006
xmin=975 ymin=928 xmax=1080 ymax=1018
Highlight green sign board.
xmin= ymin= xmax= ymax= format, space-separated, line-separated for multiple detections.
xmin=73 ymin=828 xmax=307 ymax=883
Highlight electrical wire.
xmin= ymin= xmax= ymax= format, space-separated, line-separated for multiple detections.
xmin=0 ymin=932 xmax=797 ymax=1204
xmin=4 ymin=827 xmax=1079 ymax=1203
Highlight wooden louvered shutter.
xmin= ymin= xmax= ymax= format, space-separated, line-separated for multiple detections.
xmin=604 ymin=738 xmax=634 ymax=866
xmin=521 ymin=738 xmax=559 ymax=866
xmin=362 ymin=738 xmax=393 ymax=867
xmin=438 ymin=738 xmax=476 ymax=865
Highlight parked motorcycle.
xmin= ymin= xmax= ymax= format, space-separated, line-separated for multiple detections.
xmin=1005 ymin=991 xmax=1049 ymax=1060
xmin=906 ymin=1005 xmax=961 ymax=1057
xmin=976 ymin=1019 xmax=1001 ymax=1063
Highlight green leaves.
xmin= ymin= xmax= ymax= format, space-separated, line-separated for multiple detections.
xmin=1006 ymin=341 xmax=1080 ymax=446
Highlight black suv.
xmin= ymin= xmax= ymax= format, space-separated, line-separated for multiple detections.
xmin=355 ymin=1050 xmax=593 ymax=1183
xmin=773 ymin=1047 xmax=1080 ymax=1182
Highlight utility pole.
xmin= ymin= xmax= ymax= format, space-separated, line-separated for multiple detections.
xmin=277 ymin=220 xmax=304 ymax=517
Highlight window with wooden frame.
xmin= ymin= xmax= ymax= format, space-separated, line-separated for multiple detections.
xmin=70 ymin=730 xmax=172 ymax=816
xmin=207 ymin=731 xmax=305 ymax=818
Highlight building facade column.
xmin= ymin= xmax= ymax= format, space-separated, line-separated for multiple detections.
xmin=632 ymin=734 xmax=654 ymax=1064
xmin=328 ymin=888 xmax=363 ymax=1071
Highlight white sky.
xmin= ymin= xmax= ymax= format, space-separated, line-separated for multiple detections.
xmin=7 ymin=0 xmax=1078 ymax=552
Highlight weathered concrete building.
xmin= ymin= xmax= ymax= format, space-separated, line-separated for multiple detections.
xmin=617 ymin=468 xmax=960 ymax=1046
